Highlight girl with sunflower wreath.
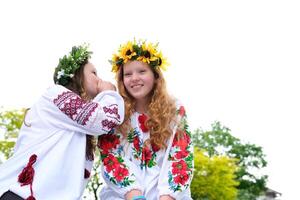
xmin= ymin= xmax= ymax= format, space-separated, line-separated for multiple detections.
xmin=97 ymin=39 xmax=194 ymax=200
xmin=0 ymin=44 xmax=124 ymax=200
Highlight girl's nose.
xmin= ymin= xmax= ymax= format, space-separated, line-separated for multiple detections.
xmin=131 ymin=73 xmax=139 ymax=81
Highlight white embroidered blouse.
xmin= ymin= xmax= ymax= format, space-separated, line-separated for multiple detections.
xmin=0 ymin=85 xmax=124 ymax=200
xmin=98 ymin=102 xmax=194 ymax=200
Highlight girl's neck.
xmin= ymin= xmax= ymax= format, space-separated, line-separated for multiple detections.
xmin=135 ymin=99 xmax=149 ymax=114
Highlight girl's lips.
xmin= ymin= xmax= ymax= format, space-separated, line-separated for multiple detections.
xmin=131 ymin=84 xmax=143 ymax=88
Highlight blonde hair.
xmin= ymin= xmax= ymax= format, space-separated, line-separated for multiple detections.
xmin=116 ymin=63 xmax=177 ymax=150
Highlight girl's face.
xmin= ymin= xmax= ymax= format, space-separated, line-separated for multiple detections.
xmin=123 ymin=61 xmax=155 ymax=102
xmin=83 ymin=62 xmax=101 ymax=99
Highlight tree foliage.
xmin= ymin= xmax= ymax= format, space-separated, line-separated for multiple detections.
xmin=83 ymin=149 xmax=103 ymax=200
xmin=192 ymin=121 xmax=268 ymax=199
xmin=0 ymin=108 xmax=25 ymax=162
xmin=191 ymin=148 xmax=238 ymax=200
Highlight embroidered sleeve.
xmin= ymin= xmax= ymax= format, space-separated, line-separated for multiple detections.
xmin=44 ymin=85 xmax=124 ymax=135
xmin=158 ymin=105 xmax=194 ymax=199
xmin=98 ymin=132 xmax=143 ymax=197
xmin=53 ymin=91 xmax=98 ymax=126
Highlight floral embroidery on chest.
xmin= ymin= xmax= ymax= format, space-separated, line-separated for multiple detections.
xmin=127 ymin=113 xmax=160 ymax=169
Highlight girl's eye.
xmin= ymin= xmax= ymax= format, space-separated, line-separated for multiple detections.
xmin=140 ymin=70 xmax=146 ymax=73
xmin=124 ymin=73 xmax=132 ymax=77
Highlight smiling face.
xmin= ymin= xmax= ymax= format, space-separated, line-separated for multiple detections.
xmin=123 ymin=61 xmax=156 ymax=103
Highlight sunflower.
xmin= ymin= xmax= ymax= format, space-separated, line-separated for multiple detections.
xmin=137 ymin=42 xmax=158 ymax=64
xmin=119 ymin=41 xmax=136 ymax=63
xmin=110 ymin=39 xmax=170 ymax=73
xmin=154 ymin=51 xmax=169 ymax=71
xmin=110 ymin=54 xmax=122 ymax=72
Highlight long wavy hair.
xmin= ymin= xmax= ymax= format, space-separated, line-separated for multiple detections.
xmin=116 ymin=62 xmax=177 ymax=150
xmin=62 ymin=60 xmax=95 ymax=161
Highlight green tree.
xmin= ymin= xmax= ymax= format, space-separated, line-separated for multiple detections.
xmin=83 ymin=150 xmax=103 ymax=200
xmin=191 ymin=148 xmax=239 ymax=200
xmin=192 ymin=121 xmax=268 ymax=199
xmin=0 ymin=108 xmax=26 ymax=163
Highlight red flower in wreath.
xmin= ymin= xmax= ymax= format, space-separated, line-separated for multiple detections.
xmin=113 ymin=166 xmax=129 ymax=182
xmin=138 ymin=113 xmax=149 ymax=132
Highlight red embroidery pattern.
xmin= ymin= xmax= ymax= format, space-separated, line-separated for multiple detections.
xmin=53 ymin=91 xmax=98 ymax=125
xmin=101 ymin=119 xmax=117 ymax=130
xmin=168 ymin=105 xmax=193 ymax=192
xmin=103 ymin=104 xmax=120 ymax=119
xmin=178 ymin=106 xmax=185 ymax=117
xmin=97 ymin=134 xmax=120 ymax=154
xmin=127 ymin=129 xmax=158 ymax=168
xmin=138 ymin=113 xmax=149 ymax=132
xmin=76 ymin=102 xmax=98 ymax=125
xmin=18 ymin=154 xmax=37 ymax=200
xmin=98 ymin=134 xmax=134 ymax=187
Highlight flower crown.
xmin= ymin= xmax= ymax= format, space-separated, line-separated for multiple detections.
xmin=109 ymin=39 xmax=169 ymax=73
xmin=54 ymin=44 xmax=92 ymax=86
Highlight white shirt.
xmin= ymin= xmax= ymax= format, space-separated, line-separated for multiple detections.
xmin=98 ymin=101 xmax=193 ymax=200
xmin=0 ymin=85 xmax=124 ymax=200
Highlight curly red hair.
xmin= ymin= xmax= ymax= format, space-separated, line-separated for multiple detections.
xmin=116 ymin=62 xmax=177 ymax=150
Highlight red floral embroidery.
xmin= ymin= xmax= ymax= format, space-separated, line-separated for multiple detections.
xmin=84 ymin=169 xmax=90 ymax=179
xmin=133 ymin=137 xmax=140 ymax=151
xmin=172 ymin=131 xmax=191 ymax=150
xmin=113 ymin=167 xmax=129 ymax=182
xmin=151 ymin=143 xmax=160 ymax=152
xmin=172 ymin=160 xmax=188 ymax=174
xmin=178 ymin=106 xmax=185 ymax=117
xmin=141 ymin=146 xmax=152 ymax=165
xmin=98 ymin=132 xmax=135 ymax=187
xmin=103 ymin=154 xmax=120 ymax=173
xmin=138 ymin=113 xmax=149 ymax=132
xmin=18 ymin=154 xmax=37 ymax=200
xmin=168 ymin=105 xmax=194 ymax=192
xmin=174 ymin=172 xmax=189 ymax=185
xmin=98 ymin=134 xmax=120 ymax=153
xmin=174 ymin=149 xmax=189 ymax=159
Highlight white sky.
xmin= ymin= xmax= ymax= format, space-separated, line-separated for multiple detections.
xmin=0 ymin=0 xmax=299 ymax=199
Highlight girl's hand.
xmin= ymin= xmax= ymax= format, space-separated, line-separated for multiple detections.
xmin=97 ymin=80 xmax=116 ymax=93
xmin=159 ymin=195 xmax=175 ymax=200
xmin=125 ymin=189 xmax=143 ymax=200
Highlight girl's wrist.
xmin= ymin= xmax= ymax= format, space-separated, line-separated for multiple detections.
xmin=132 ymin=195 xmax=146 ymax=200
